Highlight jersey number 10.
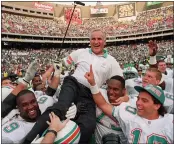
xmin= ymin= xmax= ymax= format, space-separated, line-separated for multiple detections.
xmin=131 ymin=129 xmax=168 ymax=143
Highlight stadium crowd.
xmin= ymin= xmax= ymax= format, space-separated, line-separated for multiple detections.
xmin=2 ymin=5 xmax=173 ymax=37
xmin=2 ymin=40 xmax=173 ymax=78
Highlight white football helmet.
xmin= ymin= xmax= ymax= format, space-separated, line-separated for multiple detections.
xmin=123 ymin=67 xmax=138 ymax=80
xmin=31 ymin=120 xmax=80 ymax=144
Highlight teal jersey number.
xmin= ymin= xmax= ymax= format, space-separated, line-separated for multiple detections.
xmin=3 ymin=122 xmax=19 ymax=133
xmin=132 ymin=129 xmax=168 ymax=143
xmin=37 ymin=96 xmax=48 ymax=104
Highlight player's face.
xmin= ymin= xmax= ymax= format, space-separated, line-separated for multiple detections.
xmin=32 ymin=76 xmax=42 ymax=87
xmin=158 ymin=62 xmax=167 ymax=73
xmin=18 ymin=93 xmax=41 ymax=122
xmin=136 ymin=92 xmax=160 ymax=119
xmin=142 ymin=71 xmax=159 ymax=87
xmin=138 ymin=70 xmax=142 ymax=77
xmin=2 ymin=79 xmax=12 ymax=87
xmin=107 ymin=79 xmax=125 ymax=103
xmin=90 ymin=31 xmax=106 ymax=55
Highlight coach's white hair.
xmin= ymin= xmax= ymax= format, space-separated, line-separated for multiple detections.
xmin=89 ymin=29 xmax=106 ymax=41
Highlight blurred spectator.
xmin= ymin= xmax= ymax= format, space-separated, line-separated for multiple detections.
xmin=1 ymin=5 xmax=173 ymax=37
xmin=1 ymin=40 xmax=173 ymax=76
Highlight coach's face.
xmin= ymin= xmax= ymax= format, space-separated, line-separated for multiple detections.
xmin=90 ymin=31 xmax=106 ymax=55
xmin=136 ymin=92 xmax=160 ymax=119
xmin=17 ymin=93 xmax=41 ymax=122
xmin=107 ymin=79 xmax=125 ymax=103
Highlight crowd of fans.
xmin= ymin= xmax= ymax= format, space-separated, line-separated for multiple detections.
xmin=2 ymin=5 xmax=173 ymax=37
xmin=2 ymin=40 xmax=173 ymax=78
xmin=1 ymin=4 xmax=174 ymax=143
xmin=1 ymin=5 xmax=173 ymax=77
xmin=109 ymin=39 xmax=173 ymax=64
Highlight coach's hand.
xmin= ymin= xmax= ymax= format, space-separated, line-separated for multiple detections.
xmin=148 ymin=40 xmax=158 ymax=56
xmin=85 ymin=64 xmax=96 ymax=86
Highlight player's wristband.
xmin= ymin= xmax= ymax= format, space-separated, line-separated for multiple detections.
xmin=149 ymin=56 xmax=157 ymax=65
xmin=90 ymin=84 xmax=99 ymax=94
xmin=47 ymin=129 xmax=57 ymax=137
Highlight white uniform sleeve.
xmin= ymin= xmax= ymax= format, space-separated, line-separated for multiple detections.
xmin=164 ymin=78 xmax=173 ymax=93
xmin=163 ymin=114 xmax=174 ymax=142
xmin=112 ymin=103 xmax=136 ymax=136
xmin=109 ymin=59 xmax=123 ymax=78
xmin=63 ymin=49 xmax=86 ymax=67
xmin=149 ymin=56 xmax=157 ymax=65
xmin=37 ymin=95 xmax=56 ymax=114
xmin=164 ymin=91 xmax=174 ymax=114
xmin=111 ymin=104 xmax=127 ymax=135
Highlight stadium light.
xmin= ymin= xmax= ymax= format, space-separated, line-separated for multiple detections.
xmin=74 ymin=1 xmax=85 ymax=6
xmin=59 ymin=1 xmax=85 ymax=56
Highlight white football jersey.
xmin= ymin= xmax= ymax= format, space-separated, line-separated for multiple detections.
xmin=165 ymin=69 xmax=173 ymax=78
xmin=164 ymin=77 xmax=173 ymax=93
xmin=2 ymin=95 xmax=55 ymax=143
xmin=163 ymin=91 xmax=174 ymax=114
xmin=34 ymin=91 xmax=45 ymax=99
xmin=125 ymin=78 xmax=141 ymax=97
xmin=95 ymin=89 xmax=127 ymax=144
xmin=112 ymin=102 xmax=173 ymax=143
xmin=37 ymin=95 xmax=56 ymax=114
xmin=2 ymin=116 xmax=35 ymax=143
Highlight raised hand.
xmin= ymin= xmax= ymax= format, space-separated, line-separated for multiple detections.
xmin=84 ymin=64 xmax=96 ymax=86
xmin=42 ymin=65 xmax=54 ymax=84
xmin=148 ymin=40 xmax=158 ymax=56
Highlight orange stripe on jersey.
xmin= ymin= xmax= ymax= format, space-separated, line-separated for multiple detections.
xmin=68 ymin=56 xmax=73 ymax=62
xmin=66 ymin=59 xmax=72 ymax=65
xmin=62 ymin=126 xmax=80 ymax=143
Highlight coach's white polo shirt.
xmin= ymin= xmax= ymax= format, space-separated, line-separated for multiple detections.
xmin=63 ymin=48 xmax=123 ymax=88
